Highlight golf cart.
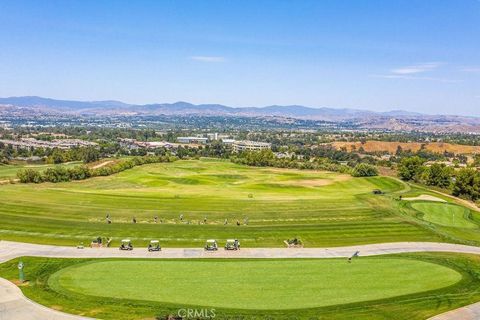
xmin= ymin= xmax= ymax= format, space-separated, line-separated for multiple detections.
xmin=224 ymin=239 xmax=240 ymax=250
xmin=148 ymin=240 xmax=161 ymax=252
xmin=204 ymin=239 xmax=218 ymax=251
xmin=119 ymin=239 xmax=133 ymax=251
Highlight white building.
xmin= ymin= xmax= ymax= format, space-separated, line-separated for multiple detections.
xmin=232 ymin=140 xmax=271 ymax=152
xmin=206 ymin=133 xmax=218 ymax=141
xmin=0 ymin=138 xmax=97 ymax=150
xmin=221 ymin=139 xmax=236 ymax=145
xmin=177 ymin=137 xmax=208 ymax=144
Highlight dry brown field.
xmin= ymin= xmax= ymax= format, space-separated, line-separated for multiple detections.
xmin=330 ymin=141 xmax=480 ymax=155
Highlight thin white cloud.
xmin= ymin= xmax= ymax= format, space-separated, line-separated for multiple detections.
xmin=461 ymin=67 xmax=480 ymax=73
xmin=391 ymin=62 xmax=442 ymax=75
xmin=190 ymin=56 xmax=226 ymax=62
xmin=371 ymin=74 xmax=461 ymax=83
xmin=373 ymin=61 xmax=459 ymax=82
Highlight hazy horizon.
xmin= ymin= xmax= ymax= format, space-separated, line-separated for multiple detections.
xmin=3 ymin=94 xmax=475 ymax=118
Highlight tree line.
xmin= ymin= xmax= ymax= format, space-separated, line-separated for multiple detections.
xmin=16 ymin=155 xmax=175 ymax=184
xmin=231 ymin=149 xmax=378 ymax=177
xmin=0 ymin=143 xmax=101 ymax=164
xmin=398 ymin=156 xmax=480 ymax=201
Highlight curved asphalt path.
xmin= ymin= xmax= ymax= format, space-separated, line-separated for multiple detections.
xmin=1 ymin=240 xmax=480 ymax=320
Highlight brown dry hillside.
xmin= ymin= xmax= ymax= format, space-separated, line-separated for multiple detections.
xmin=330 ymin=141 xmax=480 ymax=155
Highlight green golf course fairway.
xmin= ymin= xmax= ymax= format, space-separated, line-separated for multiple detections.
xmin=412 ymin=202 xmax=478 ymax=229
xmin=49 ymin=258 xmax=461 ymax=310
xmin=0 ymin=158 xmax=450 ymax=247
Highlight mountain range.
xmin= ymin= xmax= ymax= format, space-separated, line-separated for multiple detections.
xmin=0 ymin=96 xmax=424 ymax=119
xmin=1 ymin=96 xmax=479 ymax=133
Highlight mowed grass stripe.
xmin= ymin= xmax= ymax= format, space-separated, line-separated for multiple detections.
xmin=0 ymin=159 xmax=442 ymax=246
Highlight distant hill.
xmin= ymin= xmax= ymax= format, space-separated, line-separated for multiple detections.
xmin=0 ymin=96 xmax=422 ymax=120
xmin=0 ymin=96 xmax=130 ymax=111
xmin=1 ymin=96 xmax=479 ymax=133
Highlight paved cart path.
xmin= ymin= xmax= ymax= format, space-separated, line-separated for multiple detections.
xmin=1 ymin=240 xmax=480 ymax=319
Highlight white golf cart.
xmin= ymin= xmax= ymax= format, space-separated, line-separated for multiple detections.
xmin=148 ymin=240 xmax=161 ymax=252
xmin=224 ymin=239 xmax=240 ymax=250
xmin=204 ymin=239 xmax=218 ymax=251
xmin=119 ymin=239 xmax=133 ymax=251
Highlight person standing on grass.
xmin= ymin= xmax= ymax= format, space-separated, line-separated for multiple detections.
xmin=132 ymin=216 xmax=137 ymax=224
xmin=204 ymin=216 xmax=207 ymax=224
xmin=154 ymin=215 xmax=158 ymax=223
xmin=180 ymin=214 xmax=184 ymax=222
xmin=224 ymin=218 xmax=228 ymax=225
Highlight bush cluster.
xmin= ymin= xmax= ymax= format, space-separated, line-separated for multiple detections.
xmin=351 ymin=163 xmax=378 ymax=177
xmin=17 ymin=156 xmax=174 ymax=183
xmin=230 ymin=150 xmax=353 ymax=175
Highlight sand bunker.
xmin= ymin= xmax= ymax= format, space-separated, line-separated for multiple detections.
xmin=403 ymin=194 xmax=447 ymax=203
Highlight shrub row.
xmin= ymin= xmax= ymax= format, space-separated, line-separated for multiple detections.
xmin=17 ymin=156 xmax=175 ymax=183
xmin=230 ymin=150 xmax=353 ymax=175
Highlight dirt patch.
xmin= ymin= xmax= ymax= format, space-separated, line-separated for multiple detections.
xmin=0 ymin=179 xmax=17 ymax=185
xmin=377 ymin=166 xmax=397 ymax=177
xmin=50 ymin=305 xmax=64 ymax=311
xmin=279 ymin=175 xmax=351 ymax=187
xmin=403 ymin=194 xmax=447 ymax=202
xmin=263 ymin=167 xmax=312 ymax=174
xmin=281 ymin=179 xmax=333 ymax=187
xmin=11 ymin=279 xmax=30 ymax=286
xmin=91 ymin=160 xmax=114 ymax=169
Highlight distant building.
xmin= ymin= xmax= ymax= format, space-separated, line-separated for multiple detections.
xmin=274 ymin=152 xmax=299 ymax=159
xmin=424 ymin=160 xmax=467 ymax=168
xmin=177 ymin=137 xmax=208 ymax=144
xmin=232 ymin=140 xmax=271 ymax=152
xmin=0 ymin=121 xmax=12 ymax=130
xmin=206 ymin=133 xmax=219 ymax=141
xmin=0 ymin=138 xmax=97 ymax=150
xmin=118 ymin=138 xmax=179 ymax=150
xmin=221 ymin=138 xmax=236 ymax=145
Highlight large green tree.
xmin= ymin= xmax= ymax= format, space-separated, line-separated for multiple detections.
xmin=82 ymin=147 xmax=100 ymax=163
xmin=452 ymin=168 xmax=480 ymax=201
xmin=425 ymin=163 xmax=453 ymax=188
xmin=398 ymin=156 xmax=425 ymax=181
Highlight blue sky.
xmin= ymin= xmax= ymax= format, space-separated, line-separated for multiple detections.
xmin=0 ymin=0 xmax=479 ymax=115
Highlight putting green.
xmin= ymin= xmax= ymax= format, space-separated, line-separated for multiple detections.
xmin=412 ymin=202 xmax=478 ymax=229
xmin=49 ymin=259 xmax=461 ymax=310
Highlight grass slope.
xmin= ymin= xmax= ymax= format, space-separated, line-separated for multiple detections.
xmin=396 ymin=184 xmax=480 ymax=245
xmin=0 ymin=159 xmax=442 ymax=247
xmin=412 ymin=202 xmax=477 ymax=229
